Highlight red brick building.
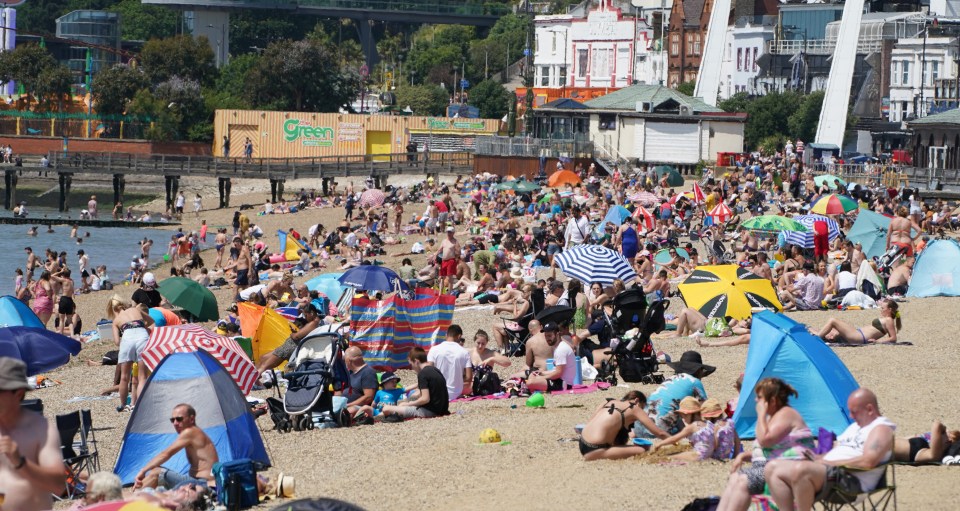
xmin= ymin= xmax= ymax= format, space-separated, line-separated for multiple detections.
xmin=667 ymin=0 xmax=714 ymax=88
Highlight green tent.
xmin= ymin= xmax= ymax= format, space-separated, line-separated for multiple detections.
xmin=654 ymin=165 xmax=684 ymax=187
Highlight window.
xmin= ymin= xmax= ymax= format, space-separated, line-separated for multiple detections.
xmin=737 ymin=48 xmax=742 ymax=71
xmin=752 ymin=47 xmax=758 ymax=71
xmin=599 ymin=114 xmax=617 ymax=130
xmin=891 ymin=61 xmax=899 ymax=86
xmin=552 ymin=33 xmax=557 ymax=53
xmin=925 ymin=60 xmax=940 ymax=86
xmin=592 ymin=48 xmax=611 ymax=79
xmin=902 ymin=61 xmax=910 ymax=85
xmin=694 ymin=34 xmax=701 ymax=56
xmin=540 ymin=66 xmax=550 ymax=86
xmin=686 ymin=34 xmax=693 ymax=56
xmin=577 ymin=48 xmax=588 ymax=78
xmin=671 ymin=34 xmax=679 ymax=56
xmin=559 ymin=66 xmax=567 ymax=86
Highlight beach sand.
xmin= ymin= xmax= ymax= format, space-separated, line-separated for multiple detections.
xmin=35 ymin=175 xmax=960 ymax=510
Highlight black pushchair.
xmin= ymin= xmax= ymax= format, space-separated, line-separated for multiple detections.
xmin=265 ymin=329 xmax=350 ymax=432
xmin=595 ymin=291 xmax=669 ymax=386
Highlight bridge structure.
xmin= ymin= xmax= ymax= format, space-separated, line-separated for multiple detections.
xmin=2 ymin=150 xmax=473 ymax=212
xmin=142 ymin=0 xmax=511 ymax=68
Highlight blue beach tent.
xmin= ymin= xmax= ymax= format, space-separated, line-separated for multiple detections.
xmin=0 ymin=295 xmax=45 ymax=328
xmin=906 ymin=238 xmax=960 ymax=298
xmin=733 ymin=311 xmax=859 ymax=438
xmin=113 ymin=351 xmax=270 ymax=485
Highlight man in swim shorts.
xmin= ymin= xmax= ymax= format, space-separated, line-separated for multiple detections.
xmin=437 ymin=226 xmax=460 ymax=292
xmin=887 ymin=206 xmax=920 ymax=258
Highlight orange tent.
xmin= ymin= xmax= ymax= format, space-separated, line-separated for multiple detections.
xmin=548 ymin=170 xmax=582 ymax=188
xmin=237 ymin=302 xmax=296 ymax=368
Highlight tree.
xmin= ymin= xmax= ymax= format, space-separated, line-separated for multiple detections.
xmin=718 ymin=92 xmax=751 ymax=114
xmin=0 ymin=44 xmax=73 ymax=111
xmin=393 ymin=84 xmax=448 ymax=116
xmin=739 ymin=91 xmax=805 ymax=150
xmin=107 ymin=0 xmax=177 ymax=41
xmin=140 ymin=35 xmax=216 ymax=86
xmin=154 ymin=76 xmax=207 ymax=140
xmin=470 ymin=79 xmax=511 ymax=119
xmin=126 ymin=88 xmax=178 ymax=141
xmin=676 ymin=81 xmax=695 ymax=96
xmin=91 ymin=64 xmax=149 ymax=116
xmin=468 ymin=14 xmax=528 ymax=83
xmin=245 ymin=38 xmax=360 ymax=112
xmin=788 ymin=90 xmax=824 ymax=144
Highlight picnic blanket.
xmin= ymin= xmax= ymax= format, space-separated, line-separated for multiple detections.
xmin=452 ymin=381 xmax=611 ymax=402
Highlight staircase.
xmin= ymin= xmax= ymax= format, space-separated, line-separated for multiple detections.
xmin=594 ymin=136 xmax=632 ymax=175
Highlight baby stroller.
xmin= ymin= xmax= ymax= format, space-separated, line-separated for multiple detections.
xmin=265 ymin=330 xmax=350 ymax=432
xmin=595 ymin=292 xmax=669 ymax=386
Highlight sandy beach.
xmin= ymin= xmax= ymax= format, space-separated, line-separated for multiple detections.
xmin=29 ymin=175 xmax=960 ymax=510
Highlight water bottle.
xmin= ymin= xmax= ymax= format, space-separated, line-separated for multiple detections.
xmin=573 ymin=357 xmax=583 ymax=385
xmin=625 ymin=334 xmax=639 ymax=352
xmin=545 ymin=358 xmax=555 ymax=371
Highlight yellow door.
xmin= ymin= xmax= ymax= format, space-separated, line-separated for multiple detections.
xmin=366 ymin=130 xmax=391 ymax=161
xmin=228 ymin=124 xmax=258 ymax=158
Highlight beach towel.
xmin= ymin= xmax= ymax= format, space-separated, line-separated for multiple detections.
xmin=451 ymin=382 xmax=611 ymax=402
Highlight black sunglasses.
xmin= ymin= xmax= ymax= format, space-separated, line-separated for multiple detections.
xmin=169 ymin=416 xmax=185 ymax=423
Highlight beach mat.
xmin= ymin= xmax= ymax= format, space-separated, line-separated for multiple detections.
xmin=827 ymin=341 xmax=914 ymax=347
xmin=452 ymin=381 xmax=611 ymax=403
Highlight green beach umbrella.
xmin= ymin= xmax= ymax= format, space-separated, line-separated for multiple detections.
xmin=513 ymin=181 xmax=540 ymax=193
xmin=813 ymin=175 xmax=846 ymax=190
xmin=740 ymin=215 xmax=808 ymax=233
xmin=495 ymin=181 xmax=517 ymax=191
xmin=538 ymin=193 xmax=554 ymax=205
xmin=654 ymin=165 xmax=684 ymax=187
xmin=156 ymin=277 xmax=220 ymax=322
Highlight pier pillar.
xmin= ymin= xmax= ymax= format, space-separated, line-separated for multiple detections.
xmin=58 ymin=172 xmax=72 ymax=212
xmin=112 ymin=174 xmax=125 ymax=206
xmin=218 ymin=177 xmax=232 ymax=208
xmin=270 ymin=179 xmax=285 ymax=203
xmin=4 ymin=169 xmax=16 ymax=210
xmin=164 ymin=175 xmax=180 ymax=212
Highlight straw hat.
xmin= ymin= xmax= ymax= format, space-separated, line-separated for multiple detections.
xmin=275 ymin=472 xmax=296 ymax=497
xmin=700 ymin=398 xmax=725 ymax=419
xmin=510 ymin=267 xmax=524 ymax=280
xmin=678 ymin=396 xmax=702 ymax=415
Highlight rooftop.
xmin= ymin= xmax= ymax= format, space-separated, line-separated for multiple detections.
xmin=908 ymin=108 xmax=960 ymax=126
xmin=583 ymin=83 xmax=724 ymax=113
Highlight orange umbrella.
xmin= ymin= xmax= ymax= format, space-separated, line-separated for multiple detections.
xmin=548 ymin=170 xmax=582 ymax=188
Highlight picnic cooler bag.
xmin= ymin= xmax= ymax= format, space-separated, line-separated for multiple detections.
xmin=213 ymin=458 xmax=258 ymax=510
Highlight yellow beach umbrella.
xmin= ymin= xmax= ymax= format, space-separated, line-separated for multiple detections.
xmin=677 ymin=265 xmax=782 ymax=321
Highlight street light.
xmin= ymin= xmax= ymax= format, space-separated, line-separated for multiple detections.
xmin=207 ymin=23 xmax=226 ymax=67
xmin=549 ymin=27 xmax=569 ymax=98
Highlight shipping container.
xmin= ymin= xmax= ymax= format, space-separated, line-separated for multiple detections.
xmin=213 ymin=110 xmax=501 ymax=160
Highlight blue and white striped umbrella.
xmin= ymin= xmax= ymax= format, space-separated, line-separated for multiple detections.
xmin=783 ymin=214 xmax=841 ymax=249
xmin=554 ymin=245 xmax=637 ymax=285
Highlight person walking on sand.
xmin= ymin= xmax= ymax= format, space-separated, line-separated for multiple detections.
xmin=193 ymin=193 xmax=202 ymax=218
xmin=109 ymin=295 xmax=154 ymax=412
xmin=224 ymin=237 xmax=252 ymax=298
xmin=0 ymin=357 xmax=66 ymax=511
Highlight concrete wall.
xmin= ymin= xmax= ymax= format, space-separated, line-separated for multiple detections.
xmin=708 ymin=120 xmax=745 ymax=158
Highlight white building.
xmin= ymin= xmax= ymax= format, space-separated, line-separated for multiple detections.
xmin=718 ymin=21 xmax=775 ymax=100
xmin=532 ymin=0 xmax=668 ymax=104
xmin=888 ymin=36 xmax=957 ymax=124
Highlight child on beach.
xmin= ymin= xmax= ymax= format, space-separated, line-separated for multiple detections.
xmin=651 ymin=396 xmax=719 ymax=461
xmin=353 ymin=371 xmax=404 ymax=424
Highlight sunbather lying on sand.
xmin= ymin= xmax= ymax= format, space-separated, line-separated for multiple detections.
xmin=817 ymin=299 xmax=901 ymax=344
xmin=894 ymin=420 xmax=960 ymax=464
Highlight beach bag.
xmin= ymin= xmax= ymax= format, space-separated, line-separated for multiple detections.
xmin=704 ymin=317 xmax=729 ymax=337
xmin=473 ymin=365 xmax=502 ymax=396
xmin=213 ymin=458 xmax=259 ymax=510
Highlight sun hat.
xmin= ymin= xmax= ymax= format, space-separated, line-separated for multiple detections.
xmin=275 ymin=472 xmax=296 ymax=497
xmin=0 ymin=357 xmax=31 ymax=391
xmin=379 ymin=371 xmax=400 ymax=386
xmin=678 ymin=396 xmax=702 ymax=415
xmin=666 ymin=350 xmax=716 ymax=378
xmin=142 ymin=272 xmax=157 ymax=288
xmin=700 ymin=398 xmax=725 ymax=418
xmin=510 ymin=267 xmax=524 ymax=280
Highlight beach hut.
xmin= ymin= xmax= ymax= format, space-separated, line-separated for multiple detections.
xmin=113 ymin=351 xmax=270 ymax=485
xmin=907 ymin=238 xmax=960 ymax=297
xmin=733 ymin=311 xmax=859 ymax=438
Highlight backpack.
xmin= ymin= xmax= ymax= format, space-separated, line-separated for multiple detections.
xmin=473 ymin=365 xmax=502 ymax=396
xmin=213 ymin=459 xmax=259 ymax=510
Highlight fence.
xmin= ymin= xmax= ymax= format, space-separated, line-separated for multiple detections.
xmin=808 ymin=163 xmax=907 ymax=188
xmin=0 ymin=112 xmax=152 ymax=140
xmin=474 ymin=136 xmax=594 ymax=159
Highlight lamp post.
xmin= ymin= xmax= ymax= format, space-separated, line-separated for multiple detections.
xmin=207 ymin=23 xmax=226 ymax=67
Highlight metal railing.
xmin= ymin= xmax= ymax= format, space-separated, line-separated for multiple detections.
xmin=766 ymin=38 xmax=884 ymax=55
xmin=295 ymin=0 xmax=510 ymax=15
xmin=43 ymin=151 xmax=475 ymax=179
xmin=474 ymin=136 xmax=594 ymax=158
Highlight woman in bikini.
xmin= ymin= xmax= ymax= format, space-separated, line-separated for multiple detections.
xmin=108 ymin=295 xmax=155 ymax=411
xmin=579 ymin=391 xmax=668 ymax=461
xmin=31 ymin=270 xmax=55 ymax=326
xmin=817 ymin=299 xmax=901 ymax=344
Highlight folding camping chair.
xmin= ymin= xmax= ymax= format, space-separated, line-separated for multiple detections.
xmin=814 ymin=463 xmax=897 ymax=511
xmin=54 ymin=409 xmax=100 ymax=500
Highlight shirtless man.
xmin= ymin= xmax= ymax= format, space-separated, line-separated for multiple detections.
xmin=437 ymin=226 xmax=461 ymax=292
xmin=750 ymin=253 xmax=773 ymax=282
xmin=643 ymin=269 xmax=671 ymax=301
xmin=887 ymin=257 xmax=913 ymax=296
xmin=0 ymin=357 xmax=66 ymax=511
xmin=213 ymin=229 xmax=228 ymax=269
xmin=224 ymin=237 xmax=252 ymax=298
xmin=24 ymin=247 xmax=39 ymax=279
xmin=135 ymin=404 xmax=219 ymax=489
xmin=140 ymin=238 xmax=154 ymax=266
xmin=51 ymin=269 xmax=77 ymax=335
xmin=886 ymin=206 xmax=920 ymax=258
xmin=523 ymin=322 xmax=566 ymax=392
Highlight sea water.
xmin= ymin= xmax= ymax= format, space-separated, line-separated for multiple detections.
xmin=2 ymin=208 xmax=171 ymax=296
